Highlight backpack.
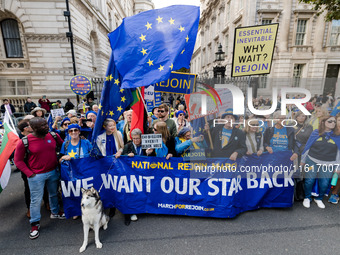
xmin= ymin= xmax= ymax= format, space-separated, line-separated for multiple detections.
xmin=22 ymin=131 xmax=60 ymax=161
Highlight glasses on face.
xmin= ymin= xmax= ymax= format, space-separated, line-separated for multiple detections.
xmin=63 ymin=122 xmax=70 ymax=126
xmin=179 ymin=114 xmax=184 ymax=116
xmin=153 ymin=128 xmax=157 ymax=131
xmin=158 ymin=110 xmax=165 ymax=113
xmin=327 ymin=120 xmax=336 ymax=124
xmin=132 ymin=137 xmax=141 ymax=140
xmin=251 ymin=124 xmax=259 ymax=127
xmin=68 ymin=129 xmax=79 ymax=133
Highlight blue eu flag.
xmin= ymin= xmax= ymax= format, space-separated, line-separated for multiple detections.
xmin=331 ymin=101 xmax=340 ymax=116
xmin=109 ymin=5 xmax=200 ymax=89
xmin=191 ymin=117 xmax=205 ymax=137
xmin=92 ymin=52 xmax=133 ymax=143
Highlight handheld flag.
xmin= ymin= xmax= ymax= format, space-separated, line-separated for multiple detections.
xmin=0 ymin=110 xmax=20 ymax=193
xmin=47 ymin=114 xmax=53 ymax=131
xmin=109 ymin=5 xmax=200 ymax=89
xmin=331 ymin=101 xmax=340 ymax=116
xmin=92 ymin=53 xmax=133 ymax=143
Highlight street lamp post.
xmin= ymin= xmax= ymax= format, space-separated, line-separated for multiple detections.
xmin=64 ymin=0 xmax=79 ymax=103
xmin=213 ymin=43 xmax=226 ymax=82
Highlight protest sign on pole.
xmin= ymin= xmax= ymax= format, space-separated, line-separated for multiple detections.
xmin=150 ymin=72 xmax=197 ymax=94
xmin=231 ymin=23 xmax=279 ymax=77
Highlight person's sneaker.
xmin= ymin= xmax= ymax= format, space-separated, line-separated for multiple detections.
xmin=303 ymin=198 xmax=311 ymax=208
xmin=328 ymin=194 xmax=339 ymax=204
xmin=29 ymin=224 xmax=40 ymax=240
xmin=314 ymin=199 xmax=325 ymax=209
xmin=50 ymin=211 xmax=66 ymax=219
xmin=130 ymin=215 xmax=138 ymax=221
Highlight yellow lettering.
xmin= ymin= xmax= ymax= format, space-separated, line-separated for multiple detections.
xmin=132 ymin=161 xmax=138 ymax=168
xmin=169 ymin=163 xmax=173 ymax=169
xmin=178 ymin=163 xmax=184 ymax=170
xmin=183 ymin=79 xmax=191 ymax=90
xmin=170 ymin=78 xmax=179 ymax=88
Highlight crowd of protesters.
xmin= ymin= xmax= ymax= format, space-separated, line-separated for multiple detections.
xmin=0 ymin=91 xmax=339 ymax=240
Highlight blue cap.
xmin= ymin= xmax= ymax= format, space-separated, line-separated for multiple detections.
xmin=67 ymin=123 xmax=81 ymax=132
xmin=86 ymin=111 xmax=97 ymax=118
xmin=61 ymin=117 xmax=70 ymax=126
xmin=178 ymin=127 xmax=191 ymax=137
xmin=176 ymin=110 xmax=185 ymax=118
xmin=0 ymin=121 xmax=3 ymax=127
xmin=221 ymin=108 xmax=238 ymax=120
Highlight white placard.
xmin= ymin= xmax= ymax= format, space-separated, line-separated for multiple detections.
xmin=51 ymin=108 xmax=65 ymax=118
xmin=141 ymin=134 xmax=162 ymax=149
xmin=144 ymin=85 xmax=155 ymax=101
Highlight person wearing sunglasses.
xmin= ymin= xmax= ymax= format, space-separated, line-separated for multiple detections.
xmin=153 ymin=104 xmax=177 ymax=137
xmin=59 ymin=124 xmax=92 ymax=162
xmin=51 ymin=117 xmax=71 ymax=141
xmin=175 ymin=127 xmax=206 ymax=157
xmin=174 ymin=110 xmax=190 ymax=133
xmin=301 ymin=115 xmax=340 ymax=209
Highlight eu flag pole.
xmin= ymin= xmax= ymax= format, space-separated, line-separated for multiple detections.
xmin=92 ymin=53 xmax=133 ymax=143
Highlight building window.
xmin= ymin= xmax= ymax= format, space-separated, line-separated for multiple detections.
xmin=295 ymin=20 xmax=307 ymax=46
xmin=259 ymin=75 xmax=268 ymax=88
xmin=225 ymin=34 xmax=229 ymax=55
xmin=8 ymin=79 xmax=28 ymax=95
xmin=293 ymin=64 xmax=304 ymax=87
xmin=330 ymin=20 xmax=340 ymax=46
xmin=1 ymin=19 xmax=23 ymax=58
xmin=262 ymin=19 xmax=272 ymax=25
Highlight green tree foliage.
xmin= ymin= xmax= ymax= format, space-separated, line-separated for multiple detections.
xmin=299 ymin=0 xmax=340 ymax=21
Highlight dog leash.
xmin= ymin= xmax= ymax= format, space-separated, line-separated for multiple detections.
xmin=98 ymin=157 xmax=117 ymax=193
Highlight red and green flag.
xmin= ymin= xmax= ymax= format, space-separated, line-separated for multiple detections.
xmin=0 ymin=112 xmax=20 ymax=193
xmin=130 ymin=87 xmax=147 ymax=134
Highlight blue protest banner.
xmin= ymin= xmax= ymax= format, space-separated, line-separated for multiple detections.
xmin=153 ymin=72 xmax=196 ymax=94
xmin=154 ymin=92 xmax=162 ymax=106
xmin=61 ymin=151 xmax=294 ymax=219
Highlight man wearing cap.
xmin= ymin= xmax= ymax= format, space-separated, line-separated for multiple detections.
xmin=206 ymin=108 xmax=247 ymax=160
xmin=78 ymin=103 xmax=90 ymax=115
xmin=66 ymin=109 xmax=77 ymax=118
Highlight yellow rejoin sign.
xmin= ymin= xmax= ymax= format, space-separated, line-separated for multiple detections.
xmin=231 ymin=23 xmax=279 ymax=77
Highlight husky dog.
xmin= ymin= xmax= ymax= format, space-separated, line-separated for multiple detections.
xmin=79 ymin=187 xmax=109 ymax=253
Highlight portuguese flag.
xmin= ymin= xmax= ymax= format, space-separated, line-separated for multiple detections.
xmin=0 ymin=112 xmax=19 ymax=193
xmin=130 ymin=87 xmax=147 ymax=134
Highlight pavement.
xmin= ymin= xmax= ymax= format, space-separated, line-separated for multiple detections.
xmin=1 ymin=167 xmax=340 ymax=255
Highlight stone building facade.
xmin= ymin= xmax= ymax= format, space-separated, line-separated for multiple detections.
xmin=191 ymin=0 xmax=340 ymax=97
xmin=0 ymin=0 xmax=154 ymax=111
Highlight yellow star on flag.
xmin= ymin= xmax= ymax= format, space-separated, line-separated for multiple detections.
xmin=68 ymin=149 xmax=77 ymax=159
xmin=145 ymin=22 xmax=152 ymax=30
xmin=158 ymin=65 xmax=164 ymax=71
xmin=169 ymin=63 xmax=173 ymax=70
xmin=121 ymin=96 xmax=126 ymax=103
xmin=192 ymin=130 xmax=196 ymax=135
xmin=98 ymin=104 xmax=102 ymax=110
xmin=120 ymin=88 xmax=124 ymax=93
xmin=156 ymin=16 xmax=163 ymax=23
xmin=179 ymin=26 xmax=185 ymax=32
xmin=139 ymin=34 xmax=146 ymax=42
xmin=147 ymin=59 xmax=154 ymax=66
xmin=107 ymin=74 xmax=113 ymax=81
xmin=117 ymin=106 xmax=123 ymax=112
xmin=140 ymin=48 xmax=147 ymax=56
xmin=185 ymin=35 xmax=189 ymax=42
xmin=109 ymin=110 xmax=114 ymax=116
xmin=181 ymin=49 xmax=185 ymax=54
xmin=168 ymin=18 xmax=175 ymax=25
xmin=114 ymin=79 xmax=120 ymax=85
xmin=101 ymin=111 xmax=104 ymax=116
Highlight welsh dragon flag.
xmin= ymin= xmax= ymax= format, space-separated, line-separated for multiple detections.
xmin=0 ymin=110 xmax=19 ymax=193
